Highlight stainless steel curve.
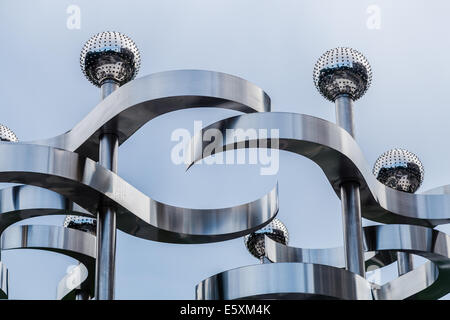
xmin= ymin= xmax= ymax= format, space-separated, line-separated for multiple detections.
xmin=365 ymin=224 xmax=450 ymax=300
xmin=31 ymin=70 xmax=271 ymax=161
xmin=264 ymin=234 xmax=396 ymax=269
xmin=0 ymin=262 xmax=8 ymax=299
xmin=196 ymin=262 xmax=372 ymax=300
xmin=187 ymin=112 xmax=450 ymax=227
xmin=0 ymin=143 xmax=278 ymax=243
xmin=0 ymin=185 xmax=90 ymax=234
xmin=1 ymin=225 xmax=95 ymax=299
xmin=265 ymin=224 xmax=450 ymax=299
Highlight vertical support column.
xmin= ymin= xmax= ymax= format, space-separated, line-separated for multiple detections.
xmin=335 ymin=95 xmax=365 ymax=277
xmin=75 ymin=290 xmax=91 ymax=300
xmin=397 ymin=252 xmax=413 ymax=276
xmin=95 ymin=80 xmax=119 ymax=300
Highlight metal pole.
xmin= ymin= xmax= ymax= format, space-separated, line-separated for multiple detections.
xmin=397 ymin=252 xmax=413 ymax=276
xmin=75 ymin=290 xmax=91 ymax=300
xmin=95 ymin=80 xmax=119 ymax=300
xmin=335 ymin=94 xmax=365 ymax=277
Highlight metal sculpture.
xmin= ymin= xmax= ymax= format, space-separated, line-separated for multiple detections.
xmin=1 ymin=38 xmax=449 ymax=300
xmin=244 ymin=218 xmax=289 ymax=263
xmin=189 ymin=47 xmax=450 ymax=300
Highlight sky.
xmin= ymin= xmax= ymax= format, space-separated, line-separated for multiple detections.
xmin=0 ymin=0 xmax=449 ymax=299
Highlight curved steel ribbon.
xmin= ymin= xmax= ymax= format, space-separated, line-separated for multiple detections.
xmin=0 ymin=69 xmax=276 ymax=243
xmin=1 ymin=225 xmax=95 ymax=299
xmin=31 ymin=70 xmax=271 ymax=161
xmin=196 ymin=262 xmax=372 ymax=300
xmin=264 ymin=235 xmax=396 ymax=270
xmin=0 ymin=143 xmax=278 ymax=243
xmin=0 ymin=263 xmax=8 ymax=299
xmin=0 ymin=185 xmax=90 ymax=234
xmin=186 ymin=112 xmax=450 ymax=227
xmin=265 ymin=224 xmax=450 ymax=300
xmin=365 ymin=225 xmax=450 ymax=300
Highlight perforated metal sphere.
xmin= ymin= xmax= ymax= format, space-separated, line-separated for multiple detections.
xmin=313 ymin=47 xmax=372 ymax=102
xmin=63 ymin=215 xmax=96 ymax=235
xmin=244 ymin=218 xmax=289 ymax=260
xmin=373 ymin=149 xmax=424 ymax=193
xmin=80 ymin=31 xmax=141 ymax=87
xmin=0 ymin=124 xmax=18 ymax=142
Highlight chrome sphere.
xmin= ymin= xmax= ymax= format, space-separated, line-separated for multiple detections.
xmin=244 ymin=218 xmax=289 ymax=260
xmin=63 ymin=215 xmax=96 ymax=235
xmin=0 ymin=124 xmax=18 ymax=142
xmin=80 ymin=31 xmax=141 ymax=87
xmin=313 ymin=47 xmax=372 ymax=102
xmin=373 ymin=148 xmax=424 ymax=193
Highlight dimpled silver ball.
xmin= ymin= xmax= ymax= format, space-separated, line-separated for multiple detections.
xmin=80 ymin=31 xmax=141 ymax=87
xmin=313 ymin=47 xmax=372 ymax=102
xmin=0 ymin=124 xmax=18 ymax=142
xmin=63 ymin=215 xmax=96 ymax=235
xmin=373 ymin=148 xmax=424 ymax=193
xmin=244 ymin=218 xmax=289 ymax=260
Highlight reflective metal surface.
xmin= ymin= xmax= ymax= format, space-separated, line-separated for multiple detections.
xmin=264 ymin=235 xmax=396 ymax=270
xmin=64 ymin=215 xmax=96 ymax=235
xmin=0 ymin=263 xmax=8 ymax=299
xmin=186 ymin=112 xmax=450 ymax=227
xmin=264 ymin=224 xmax=450 ymax=300
xmin=0 ymin=125 xmax=18 ymax=142
xmin=0 ymin=185 xmax=90 ymax=234
xmin=340 ymin=182 xmax=364 ymax=276
xmin=196 ymin=263 xmax=372 ymax=300
xmin=373 ymin=148 xmax=424 ymax=274
xmin=80 ymin=31 xmax=140 ymax=87
xmin=397 ymin=252 xmax=413 ymax=276
xmin=0 ymin=143 xmax=278 ymax=243
xmin=365 ymin=224 xmax=450 ymax=300
xmin=1 ymin=225 xmax=95 ymax=299
xmin=373 ymin=148 xmax=424 ymax=193
xmin=31 ymin=69 xmax=271 ymax=161
xmin=313 ymin=47 xmax=372 ymax=102
xmin=244 ymin=218 xmax=288 ymax=261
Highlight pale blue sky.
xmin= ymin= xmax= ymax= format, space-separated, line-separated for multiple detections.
xmin=0 ymin=0 xmax=449 ymax=299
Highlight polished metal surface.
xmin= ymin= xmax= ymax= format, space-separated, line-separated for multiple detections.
xmin=0 ymin=185 xmax=91 ymax=235
xmin=0 ymin=143 xmax=278 ymax=243
xmin=340 ymin=182 xmax=365 ymax=276
xmin=397 ymin=252 xmax=413 ymax=276
xmin=80 ymin=31 xmax=140 ymax=87
xmin=31 ymin=69 xmax=271 ymax=161
xmin=335 ymin=95 xmax=355 ymax=136
xmin=264 ymin=235 xmax=397 ymax=270
xmin=64 ymin=215 xmax=96 ymax=235
xmin=373 ymin=148 xmax=424 ymax=274
xmin=313 ymin=47 xmax=372 ymax=102
xmin=186 ymin=112 xmax=450 ymax=227
xmin=196 ymin=262 xmax=372 ymax=300
xmin=0 ymin=263 xmax=8 ymax=299
xmin=264 ymin=224 xmax=450 ymax=300
xmin=365 ymin=224 xmax=450 ymax=300
xmin=373 ymin=148 xmax=424 ymax=193
xmin=314 ymin=49 xmax=369 ymax=278
xmin=1 ymin=225 xmax=95 ymax=299
xmin=0 ymin=124 xmax=18 ymax=142
xmin=244 ymin=218 xmax=288 ymax=262
xmin=101 ymin=80 xmax=119 ymax=100
xmin=96 ymin=131 xmax=119 ymax=300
